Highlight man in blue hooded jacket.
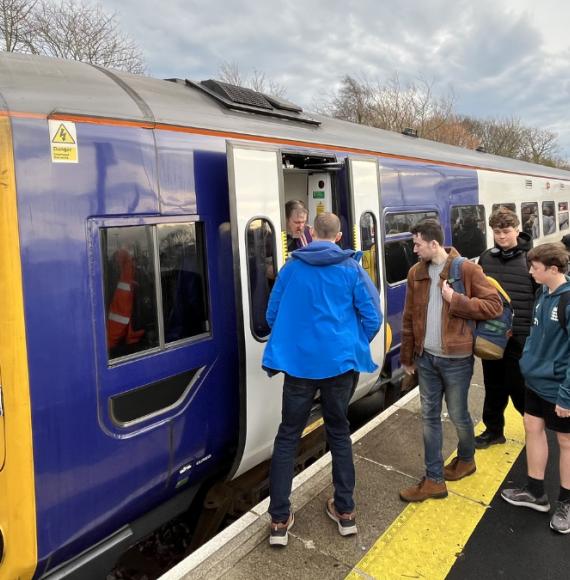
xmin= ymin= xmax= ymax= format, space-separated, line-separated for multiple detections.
xmin=263 ymin=212 xmax=382 ymax=546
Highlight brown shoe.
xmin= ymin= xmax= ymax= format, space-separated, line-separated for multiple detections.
xmin=399 ymin=477 xmax=448 ymax=502
xmin=444 ymin=457 xmax=476 ymax=481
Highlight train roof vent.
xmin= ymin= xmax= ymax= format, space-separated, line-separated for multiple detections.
xmin=525 ymin=179 xmax=533 ymax=189
xmin=263 ymin=93 xmax=303 ymax=113
xmin=402 ymin=127 xmax=418 ymax=137
xmin=183 ymin=79 xmax=320 ymax=126
xmin=202 ymin=80 xmax=273 ymax=109
xmin=561 ymin=183 xmax=565 ymax=189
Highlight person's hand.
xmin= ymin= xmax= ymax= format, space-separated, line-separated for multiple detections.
xmin=402 ymin=363 xmax=416 ymax=376
xmin=442 ymin=280 xmax=454 ymax=303
xmin=555 ymin=405 xmax=570 ymax=418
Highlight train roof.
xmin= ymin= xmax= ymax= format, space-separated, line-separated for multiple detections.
xmin=1 ymin=51 xmax=570 ymax=181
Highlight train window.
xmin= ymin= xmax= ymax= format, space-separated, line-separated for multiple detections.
xmin=102 ymin=226 xmax=159 ymax=360
xmin=521 ymin=202 xmax=540 ymax=239
xmin=360 ymin=212 xmax=380 ymax=288
xmin=246 ymin=218 xmax=277 ymax=340
xmin=542 ymin=201 xmax=556 ymax=235
xmin=385 ymin=211 xmax=437 ymax=236
xmin=559 ymin=202 xmax=569 ymax=231
xmin=158 ymin=223 xmax=210 ymax=343
xmin=450 ymin=205 xmax=486 ymax=259
xmin=385 ymin=238 xmax=418 ymax=285
xmin=492 ymin=203 xmax=516 ymax=213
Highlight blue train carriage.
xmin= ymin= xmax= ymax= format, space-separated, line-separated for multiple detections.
xmin=1 ymin=52 xmax=570 ymax=579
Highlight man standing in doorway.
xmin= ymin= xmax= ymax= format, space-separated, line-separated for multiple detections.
xmin=476 ymin=207 xmax=536 ymax=448
xmin=399 ymin=219 xmax=502 ymax=502
xmin=263 ymin=212 xmax=382 ymax=546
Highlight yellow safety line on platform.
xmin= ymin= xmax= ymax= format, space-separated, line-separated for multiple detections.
xmin=347 ymin=404 xmax=525 ymax=580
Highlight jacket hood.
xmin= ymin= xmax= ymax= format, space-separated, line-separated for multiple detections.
xmin=516 ymin=231 xmax=533 ymax=252
xmin=291 ymin=241 xmax=357 ymax=266
xmin=538 ymin=277 xmax=570 ymax=298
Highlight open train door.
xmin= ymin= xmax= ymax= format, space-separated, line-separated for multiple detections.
xmin=347 ymin=157 xmax=386 ymax=394
xmin=226 ymin=143 xmax=286 ymax=477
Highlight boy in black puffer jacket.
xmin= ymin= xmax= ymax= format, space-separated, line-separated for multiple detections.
xmin=476 ymin=207 xmax=537 ymax=448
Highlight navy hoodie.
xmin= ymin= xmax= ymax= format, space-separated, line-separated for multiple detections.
xmin=519 ymin=278 xmax=570 ymax=409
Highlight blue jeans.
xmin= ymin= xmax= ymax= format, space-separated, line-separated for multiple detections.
xmin=269 ymin=371 xmax=356 ymax=522
xmin=416 ymin=352 xmax=475 ymax=482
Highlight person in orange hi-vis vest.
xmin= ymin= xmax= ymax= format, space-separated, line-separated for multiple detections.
xmin=107 ymin=248 xmax=145 ymax=349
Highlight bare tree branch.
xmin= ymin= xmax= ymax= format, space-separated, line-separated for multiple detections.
xmin=0 ymin=0 xmax=38 ymax=52
xmin=1 ymin=0 xmax=146 ymax=73
xmin=218 ymin=60 xmax=287 ymax=97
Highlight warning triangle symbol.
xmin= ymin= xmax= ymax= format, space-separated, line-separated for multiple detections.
xmin=52 ymin=123 xmax=76 ymax=144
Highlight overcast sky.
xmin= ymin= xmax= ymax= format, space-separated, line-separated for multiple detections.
xmin=100 ymin=0 xmax=570 ymax=158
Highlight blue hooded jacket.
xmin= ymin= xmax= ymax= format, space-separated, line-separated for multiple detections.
xmin=262 ymin=241 xmax=382 ymax=379
xmin=519 ymin=278 xmax=570 ymax=409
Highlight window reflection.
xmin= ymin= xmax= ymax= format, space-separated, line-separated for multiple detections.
xmin=158 ymin=223 xmax=209 ymax=343
xmin=246 ymin=219 xmax=276 ymax=340
xmin=385 ymin=211 xmax=437 ymax=236
xmin=450 ymin=205 xmax=487 ymax=258
xmin=360 ymin=212 xmax=379 ymax=288
xmin=385 ymin=239 xmax=418 ymax=284
xmin=522 ymin=202 xmax=540 ymax=239
xmin=542 ymin=201 xmax=556 ymax=235
xmin=102 ymin=226 xmax=159 ymax=360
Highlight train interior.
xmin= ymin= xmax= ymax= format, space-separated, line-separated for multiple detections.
xmin=281 ymin=152 xmax=349 ymax=246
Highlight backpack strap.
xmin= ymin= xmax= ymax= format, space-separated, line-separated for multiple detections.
xmin=448 ymin=257 xmax=467 ymax=295
xmin=558 ymin=290 xmax=570 ymax=334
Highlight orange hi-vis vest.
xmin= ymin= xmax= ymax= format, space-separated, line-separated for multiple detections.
xmin=107 ymin=249 xmax=145 ymax=349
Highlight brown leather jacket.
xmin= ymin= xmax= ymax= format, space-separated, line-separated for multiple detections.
xmin=400 ymin=247 xmax=503 ymax=366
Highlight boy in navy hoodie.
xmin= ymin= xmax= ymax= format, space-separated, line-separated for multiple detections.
xmin=263 ymin=212 xmax=382 ymax=546
xmin=501 ymin=243 xmax=570 ymax=534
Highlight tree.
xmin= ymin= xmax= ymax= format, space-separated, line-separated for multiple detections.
xmin=1 ymin=0 xmax=146 ymax=74
xmin=320 ymin=75 xmax=569 ymax=167
xmin=320 ymin=74 xmax=456 ymax=141
xmin=218 ymin=60 xmax=287 ymax=97
xmin=0 ymin=0 xmax=37 ymax=52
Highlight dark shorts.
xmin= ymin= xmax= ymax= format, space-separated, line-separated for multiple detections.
xmin=525 ymin=387 xmax=570 ymax=433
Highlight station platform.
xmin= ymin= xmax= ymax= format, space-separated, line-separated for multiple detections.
xmin=160 ymin=363 xmax=570 ymax=580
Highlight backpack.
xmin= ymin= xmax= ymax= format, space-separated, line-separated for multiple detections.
xmin=534 ymin=287 xmax=570 ymax=334
xmin=448 ymin=257 xmax=514 ymax=360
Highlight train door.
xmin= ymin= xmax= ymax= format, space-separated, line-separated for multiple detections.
xmin=346 ymin=157 xmax=385 ymax=395
xmin=226 ymin=143 xmax=285 ymax=477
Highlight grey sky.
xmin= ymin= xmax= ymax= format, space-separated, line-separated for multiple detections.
xmin=100 ymin=0 xmax=570 ymax=158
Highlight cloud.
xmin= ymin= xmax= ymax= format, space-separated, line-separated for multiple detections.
xmin=101 ymin=0 xmax=570 ymax=157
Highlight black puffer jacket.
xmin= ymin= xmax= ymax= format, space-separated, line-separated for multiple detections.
xmin=478 ymin=232 xmax=537 ymax=338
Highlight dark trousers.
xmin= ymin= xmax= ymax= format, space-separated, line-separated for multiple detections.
xmin=269 ymin=371 xmax=356 ymax=522
xmin=481 ymin=336 xmax=526 ymax=434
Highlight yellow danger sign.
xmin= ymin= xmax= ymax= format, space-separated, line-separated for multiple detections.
xmin=51 ymin=123 xmax=76 ymax=144
xmin=48 ymin=120 xmax=78 ymax=163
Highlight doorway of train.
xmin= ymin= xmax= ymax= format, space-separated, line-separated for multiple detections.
xmin=226 ymin=142 xmax=385 ymax=478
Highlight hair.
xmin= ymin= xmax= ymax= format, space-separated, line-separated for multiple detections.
xmin=527 ymin=242 xmax=569 ymax=273
xmin=489 ymin=207 xmax=520 ymax=229
xmin=562 ymin=234 xmax=570 ymax=251
xmin=410 ymin=218 xmax=444 ymax=245
xmin=313 ymin=212 xmax=340 ymax=239
xmin=285 ymin=199 xmax=308 ymax=220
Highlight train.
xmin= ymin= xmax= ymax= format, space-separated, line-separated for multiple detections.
xmin=1 ymin=51 xmax=570 ymax=579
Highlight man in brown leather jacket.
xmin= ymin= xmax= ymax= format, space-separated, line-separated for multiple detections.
xmin=399 ymin=219 xmax=503 ymax=502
